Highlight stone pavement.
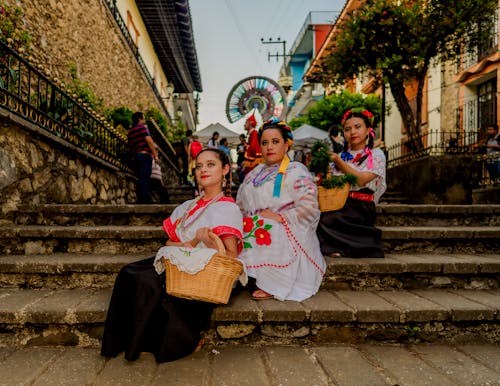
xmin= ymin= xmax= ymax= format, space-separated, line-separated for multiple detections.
xmin=1 ymin=343 xmax=499 ymax=386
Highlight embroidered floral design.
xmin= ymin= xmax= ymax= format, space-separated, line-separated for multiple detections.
xmin=243 ymin=216 xmax=272 ymax=249
xmin=179 ymin=247 xmax=201 ymax=256
xmin=255 ymin=228 xmax=272 ymax=245
xmin=243 ymin=217 xmax=254 ymax=233
xmin=293 ymin=175 xmax=317 ymax=196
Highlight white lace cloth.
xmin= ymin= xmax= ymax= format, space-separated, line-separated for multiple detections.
xmin=154 ymin=246 xmax=216 ymax=275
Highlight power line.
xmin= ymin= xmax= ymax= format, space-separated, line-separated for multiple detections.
xmin=223 ymin=0 xmax=264 ymax=73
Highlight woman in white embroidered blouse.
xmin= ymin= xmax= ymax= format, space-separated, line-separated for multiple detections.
xmin=236 ymin=118 xmax=325 ymax=302
xmin=101 ymin=149 xmax=243 ymax=363
xmin=316 ymin=108 xmax=386 ymax=258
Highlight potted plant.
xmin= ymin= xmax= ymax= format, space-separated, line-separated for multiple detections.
xmin=308 ymin=141 xmax=357 ymax=212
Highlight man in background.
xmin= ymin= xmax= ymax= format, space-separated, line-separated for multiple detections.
xmin=128 ymin=112 xmax=158 ymax=204
xmin=486 ymin=123 xmax=500 ymax=182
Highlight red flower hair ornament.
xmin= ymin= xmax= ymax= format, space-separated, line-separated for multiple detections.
xmin=341 ymin=108 xmax=375 ymax=126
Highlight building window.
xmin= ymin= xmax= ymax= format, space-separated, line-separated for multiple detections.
xmin=478 ymin=78 xmax=497 ymax=130
xmin=126 ymin=11 xmax=140 ymax=47
xmin=478 ymin=9 xmax=499 ymax=61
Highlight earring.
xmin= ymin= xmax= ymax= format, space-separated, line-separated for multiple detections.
xmin=222 ymin=176 xmax=227 ymax=188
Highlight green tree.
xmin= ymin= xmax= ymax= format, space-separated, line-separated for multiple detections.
xmin=289 ymin=90 xmax=382 ymax=132
xmin=324 ymin=0 xmax=497 ymax=139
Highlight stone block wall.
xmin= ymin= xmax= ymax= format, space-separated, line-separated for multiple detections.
xmin=387 ymin=155 xmax=475 ymax=204
xmin=5 ymin=0 xmax=161 ymax=112
xmin=0 ymin=112 xmax=137 ymax=214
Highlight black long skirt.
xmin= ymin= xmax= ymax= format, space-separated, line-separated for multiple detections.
xmin=316 ymin=198 xmax=384 ymax=258
xmin=101 ymin=257 xmax=215 ymax=363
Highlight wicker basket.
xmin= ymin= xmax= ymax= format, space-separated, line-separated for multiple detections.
xmin=318 ymin=183 xmax=350 ymax=212
xmin=164 ymin=232 xmax=243 ymax=304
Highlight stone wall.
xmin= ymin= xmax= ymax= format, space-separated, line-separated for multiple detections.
xmin=387 ymin=155 xmax=476 ymax=204
xmin=5 ymin=0 xmax=161 ymax=112
xmin=0 ymin=111 xmax=137 ymax=213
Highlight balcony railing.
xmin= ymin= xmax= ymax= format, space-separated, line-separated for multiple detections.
xmin=462 ymin=8 xmax=499 ymax=69
xmin=386 ymin=129 xmax=500 ymax=188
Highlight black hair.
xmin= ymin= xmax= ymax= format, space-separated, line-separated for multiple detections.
xmin=186 ymin=129 xmax=193 ymax=137
xmin=328 ymin=124 xmax=340 ymax=138
xmin=258 ymin=121 xmax=292 ymax=145
xmin=195 ymin=148 xmax=232 ymax=196
xmin=132 ymin=111 xmax=144 ymax=125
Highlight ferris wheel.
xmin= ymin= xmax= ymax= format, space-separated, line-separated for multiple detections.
xmin=225 ymin=76 xmax=288 ymax=123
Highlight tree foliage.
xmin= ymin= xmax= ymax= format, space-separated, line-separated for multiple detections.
xmin=289 ymin=90 xmax=382 ymax=132
xmin=324 ymin=0 xmax=498 ymax=138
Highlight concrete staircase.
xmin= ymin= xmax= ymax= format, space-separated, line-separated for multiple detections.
xmin=0 ymin=204 xmax=498 ymax=348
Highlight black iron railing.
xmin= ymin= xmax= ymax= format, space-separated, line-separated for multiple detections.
xmin=386 ymin=129 xmax=500 ymax=188
xmin=0 ymin=40 xmax=135 ymax=172
xmin=474 ymin=152 xmax=500 ymax=187
xmin=386 ymin=129 xmax=481 ymax=168
xmin=0 ymin=40 xmax=180 ymax=179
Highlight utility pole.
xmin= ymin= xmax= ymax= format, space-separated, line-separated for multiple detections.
xmin=260 ymin=37 xmax=289 ymax=63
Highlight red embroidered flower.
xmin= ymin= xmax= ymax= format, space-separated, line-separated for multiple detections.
xmin=243 ymin=217 xmax=254 ymax=233
xmin=255 ymin=228 xmax=271 ymax=245
xmin=257 ymin=219 xmax=264 ymax=227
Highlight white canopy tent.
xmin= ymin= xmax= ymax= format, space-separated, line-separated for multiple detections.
xmin=292 ymin=124 xmax=329 ymax=148
xmin=195 ymin=123 xmax=242 ymax=146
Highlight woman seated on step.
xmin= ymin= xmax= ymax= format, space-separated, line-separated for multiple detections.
xmin=316 ymin=108 xmax=386 ymax=258
xmin=236 ymin=118 xmax=326 ymax=301
xmin=101 ymin=149 xmax=243 ymax=363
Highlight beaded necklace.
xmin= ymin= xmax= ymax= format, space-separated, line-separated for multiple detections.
xmin=252 ymin=164 xmax=279 ymax=187
xmin=177 ymin=192 xmax=224 ymax=231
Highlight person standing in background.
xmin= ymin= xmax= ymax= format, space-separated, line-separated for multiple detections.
xmin=219 ymin=138 xmax=231 ymax=158
xmin=236 ymin=134 xmax=247 ymax=182
xmin=150 ymin=160 xmax=170 ymax=204
xmin=180 ymin=130 xmax=193 ymax=186
xmin=128 ymin=111 xmax=158 ymax=204
xmin=242 ymin=113 xmax=262 ymax=177
xmin=207 ymin=131 xmax=219 ymax=149
xmin=485 ymin=124 xmax=500 ymax=182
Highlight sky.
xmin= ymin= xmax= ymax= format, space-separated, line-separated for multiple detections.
xmin=189 ymin=0 xmax=346 ymax=135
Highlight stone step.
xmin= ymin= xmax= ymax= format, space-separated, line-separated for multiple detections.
xmin=0 ymin=287 xmax=498 ymax=347
xmin=2 ymin=344 xmax=500 ymax=386
xmin=7 ymin=204 xmax=500 ymax=227
xmin=0 ymin=253 xmax=150 ymax=289
xmin=377 ymin=204 xmax=500 ymax=226
xmin=12 ymin=204 xmax=176 ymax=226
xmin=1 ymin=225 xmax=499 ymax=255
xmin=0 ymin=253 xmax=498 ymax=290
xmin=0 ymin=225 xmax=165 ymax=255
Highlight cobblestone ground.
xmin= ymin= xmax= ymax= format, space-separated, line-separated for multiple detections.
xmin=0 ymin=343 xmax=499 ymax=386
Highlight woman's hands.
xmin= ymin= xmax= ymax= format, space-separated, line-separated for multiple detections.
xmin=259 ymin=209 xmax=283 ymax=223
xmin=193 ymin=227 xmax=217 ymax=249
xmin=329 ymin=152 xmax=377 ymax=187
xmin=165 ymin=227 xmax=217 ymax=249
xmin=330 ymin=152 xmax=342 ymax=164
